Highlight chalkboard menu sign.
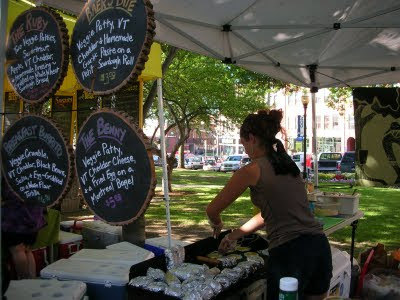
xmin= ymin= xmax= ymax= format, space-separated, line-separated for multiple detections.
xmin=1 ymin=115 xmax=72 ymax=207
xmin=71 ymin=0 xmax=155 ymax=95
xmin=77 ymin=89 xmax=98 ymax=130
xmin=4 ymin=92 xmax=21 ymax=132
xmin=52 ymin=95 xmax=72 ymax=142
xmin=6 ymin=7 xmax=69 ymax=104
xmin=102 ymin=82 xmax=139 ymax=124
xmin=75 ymin=109 xmax=155 ymax=224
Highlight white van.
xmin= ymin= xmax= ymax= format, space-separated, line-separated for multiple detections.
xmin=220 ymin=154 xmax=249 ymax=172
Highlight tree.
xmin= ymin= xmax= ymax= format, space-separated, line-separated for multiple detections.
xmin=145 ymin=46 xmax=286 ymax=191
xmin=326 ymin=87 xmax=353 ymax=116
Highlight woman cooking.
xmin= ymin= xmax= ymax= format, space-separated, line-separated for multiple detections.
xmin=206 ymin=109 xmax=332 ymax=300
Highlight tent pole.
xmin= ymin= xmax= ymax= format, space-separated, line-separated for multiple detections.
xmin=157 ymin=78 xmax=172 ymax=249
xmin=311 ymin=91 xmax=318 ymax=187
xmin=308 ymin=65 xmax=319 ymax=188
xmin=0 ymin=0 xmax=8 ymax=293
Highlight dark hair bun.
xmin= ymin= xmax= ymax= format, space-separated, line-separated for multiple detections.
xmin=257 ymin=109 xmax=270 ymax=116
xmin=268 ymin=109 xmax=283 ymax=123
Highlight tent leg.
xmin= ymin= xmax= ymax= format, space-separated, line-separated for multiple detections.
xmin=157 ymin=78 xmax=172 ymax=249
xmin=312 ymin=92 xmax=318 ymax=187
xmin=0 ymin=0 xmax=8 ymax=293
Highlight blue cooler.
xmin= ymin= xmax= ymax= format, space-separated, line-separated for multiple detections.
xmin=5 ymin=279 xmax=86 ymax=300
xmin=41 ymin=259 xmax=129 ymax=300
xmin=144 ymin=237 xmax=190 ymax=256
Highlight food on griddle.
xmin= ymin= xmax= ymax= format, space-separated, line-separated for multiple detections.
xmin=146 ymin=281 xmax=168 ymax=292
xmin=227 ymin=253 xmax=242 ymax=260
xmin=170 ymin=263 xmax=209 ymax=281
xmin=207 ymin=251 xmax=222 ymax=259
xmin=129 ymin=275 xmax=153 ymax=288
xmin=164 ymin=285 xmax=184 ymax=298
xmin=244 ymin=251 xmax=258 ymax=257
xmin=206 ymin=267 xmax=221 ymax=276
xmin=165 ymin=271 xmax=181 ymax=285
xmin=235 ymin=246 xmax=251 ymax=252
xmin=147 ymin=267 xmax=165 ymax=281
xmin=218 ymin=256 xmax=237 ymax=267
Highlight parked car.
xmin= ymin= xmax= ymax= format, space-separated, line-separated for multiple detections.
xmin=184 ymin=156 xmax=203 ymax=170
xmin=220 ymin=154 xmax=248 ymax=172
xmin=203 ymin=159 xmax=217 ymax=171
xmin=337 ymin=151 xmax=355 ymax=173
xmin=292 ymin=153 xmax=313 ymax=173
xmin=240 ymin=156 xmax=251 ymax=168
xmin=318 ymin=152 xmax=342 ymax=173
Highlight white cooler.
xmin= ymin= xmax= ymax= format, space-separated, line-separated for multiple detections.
xmin=145 ymin=236 xmax=190 ymax=249
xmin=329 ymin=247 xmax=352 ymax=298
xmin=81 ymin=220 xmax=122 ymax=249
xmin=5 ymin=279 xmax=86 ymax=300
xmin=69 ymin=248 xmax=153 ymax=266
xmin=41 ymin=259 xmax=129 ymax=300
xmin=106 ymin=241 xmax=154 ymax=260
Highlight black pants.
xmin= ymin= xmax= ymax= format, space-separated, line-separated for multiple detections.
xmin=266 ymin=234 xmax=332 ymax=299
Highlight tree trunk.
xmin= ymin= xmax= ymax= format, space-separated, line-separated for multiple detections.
xmin=166 ymin=156 xmax=175 ymax=192
xmin=179 ymin=144 xmax=185 ymax=168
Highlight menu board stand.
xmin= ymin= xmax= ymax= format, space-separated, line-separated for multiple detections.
xmin=75 ymin=109 xmax=155 ymax=225
xmin=1 ymin=115 xmax=73 ymax=207
xmin=6 ymin=6 xmax=69 ymax=104
xmin=71 ymin=0 xmax=155 ymax=95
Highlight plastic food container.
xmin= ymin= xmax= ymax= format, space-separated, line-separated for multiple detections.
xmin=316 ymin=192 xmax=359 ymax=215
xmin=315 ymin=202 xmax=340 ymax=216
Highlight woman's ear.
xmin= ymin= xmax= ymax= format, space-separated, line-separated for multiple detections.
xmin=248 ymin=133 xmax=257 ymax=144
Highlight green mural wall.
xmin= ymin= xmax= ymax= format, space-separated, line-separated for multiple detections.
xmin=353 ymin=88 xmax=400 ymax=187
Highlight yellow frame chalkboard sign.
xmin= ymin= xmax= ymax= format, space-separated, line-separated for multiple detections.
xmin=5 ymin=7 xmax=69 ymax=104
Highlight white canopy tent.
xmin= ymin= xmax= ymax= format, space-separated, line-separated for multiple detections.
xmin=34 ymin=0 xmax=400 ymax=181
xmin=1 ymin=0 xmax=400 ymax=245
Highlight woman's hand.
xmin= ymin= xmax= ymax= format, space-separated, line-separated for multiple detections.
xmin=208 ymin=218 xmax=223 ymax=238
xmin=218 ymin=233 xmax=237 ymax=254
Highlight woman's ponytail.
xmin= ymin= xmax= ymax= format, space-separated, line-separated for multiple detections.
xmin=240 ymin=109 xmax=300 ymax=177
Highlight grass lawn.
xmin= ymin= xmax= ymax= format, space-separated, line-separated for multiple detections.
xmin=149 ymin=167 xmax=400 ymax=255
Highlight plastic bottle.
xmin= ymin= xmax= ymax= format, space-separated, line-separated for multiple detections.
xmin=278 ymin=277 xmax=298 ymax=300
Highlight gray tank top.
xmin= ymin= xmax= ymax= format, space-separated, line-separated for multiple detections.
xmin=250 ymin=156 xmax=322 ymax=249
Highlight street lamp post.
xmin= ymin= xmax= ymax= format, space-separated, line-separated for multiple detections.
xmin=301 ymin=93 xmax=310 ymax=180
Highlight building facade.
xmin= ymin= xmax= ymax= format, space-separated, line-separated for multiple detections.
xmin=144 ymin=88 xmax=356 ymax=158
xmin=272 ymin=89 xmax=355 ymax=154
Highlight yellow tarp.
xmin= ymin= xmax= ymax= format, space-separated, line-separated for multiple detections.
xmin=4 ymin=0 xmax=162 ymax=92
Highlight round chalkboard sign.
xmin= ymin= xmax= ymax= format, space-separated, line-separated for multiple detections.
xmin=6 ymin=7 xmax=69 ymax=104
xmin=1 ymin=115 xmax=72 ymax=207
xmin=71 ymin=0 xmax=155 ymax=95
xmin=75 ymin=109 xmax=156 ymax=224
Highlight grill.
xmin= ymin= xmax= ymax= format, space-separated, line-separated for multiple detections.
xmin=128 ymin=231 xmax=269 ymax=299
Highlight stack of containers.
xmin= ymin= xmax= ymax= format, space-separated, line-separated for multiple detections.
xmin=315 ymin=192 xmax=360 ymax=216
xmin=329 ymin=247 xmax=352 ymax=298
xmin=40 ymin=241 xmax=154 ymax=300
xmin=81 ymin=220 xmax=122 ymax=248
xmin=5 ymin=279 xmax=86 ymax=300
